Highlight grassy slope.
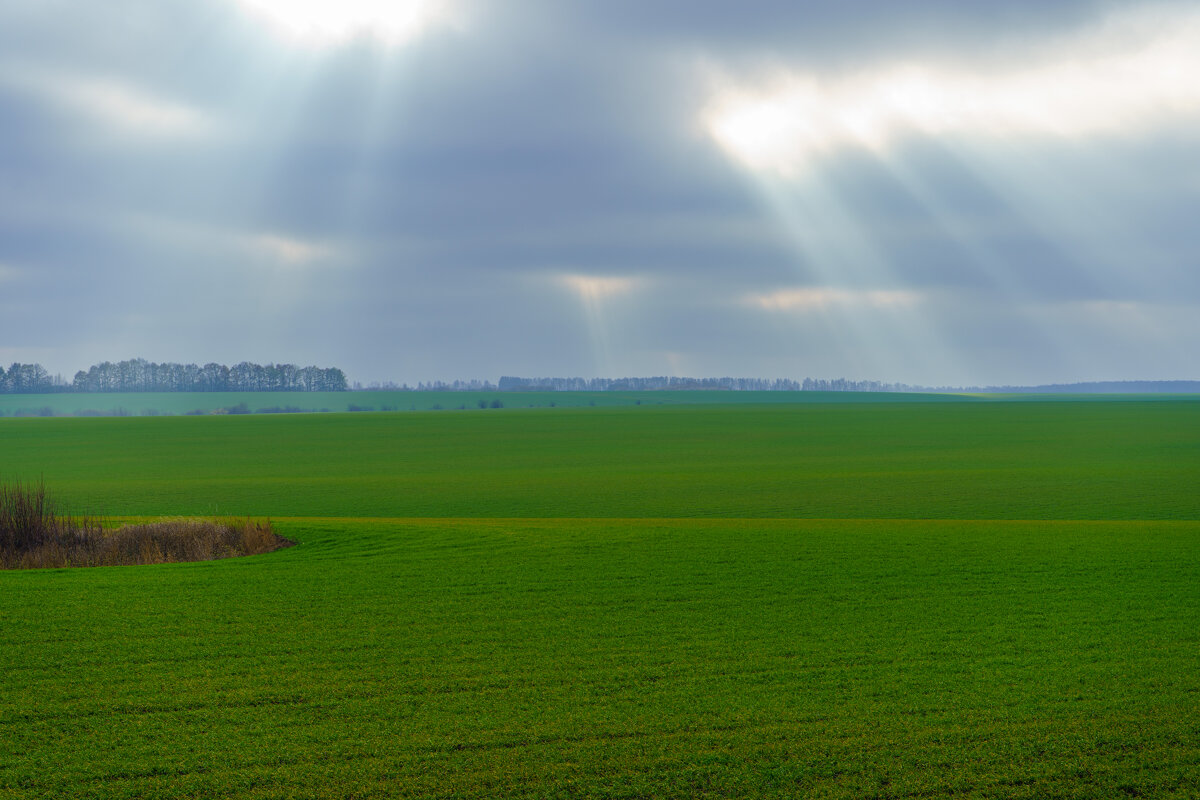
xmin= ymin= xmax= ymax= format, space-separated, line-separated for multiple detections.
xmin=1 ymin=400 xmax=1198 ymax=798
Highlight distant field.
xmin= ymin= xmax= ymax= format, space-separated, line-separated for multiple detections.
xmin=1 ymin=399 xmax=1197 ymax=798
xmin=1 ymin=401 xmax=1198 ymax=520
xmin=0 ymin=389 xmax=987 ymax=417
xmin=4 ymin=389 xmax=1194 ymax=419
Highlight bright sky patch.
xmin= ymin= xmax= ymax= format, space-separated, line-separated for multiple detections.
xmin=704 ymin=5 xmax=1200 ymax=175
xmin=3 ymin=66 xmax=216 ymax=139
xmin=559 ymin=274 xmax=640 ymax=301
xmin=748 ymin=287 xmax=920 ymax=312
xmin=234 ymin=0 xmax=460 ymax=48
xmin=248 ymin=234 xmax=335 ymax=267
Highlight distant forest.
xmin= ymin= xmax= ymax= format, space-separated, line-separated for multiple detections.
xmin=498 ymin=376 xmax=861 ymax=392
xmin=499 ymin=376 xmax=1198 ymax=393
xmin=375 ymin=377 xmax=893 ymax=392
xmin=0 ymin=359 xmax=347 ymax=393
xmin=3 ymin=362 xmax=1196 ymax=395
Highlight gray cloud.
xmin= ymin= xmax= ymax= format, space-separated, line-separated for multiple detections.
xmin=1 ymin=1 xmax=1197 ymax=384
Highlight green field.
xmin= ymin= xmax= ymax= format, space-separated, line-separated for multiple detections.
xmin=0 ymin=389 xmax=983 ymax=418
xmin=4 ymin=389 xmax=1193 ymax=419
xmin=1 ymin=398 xmax=1198 ymax=797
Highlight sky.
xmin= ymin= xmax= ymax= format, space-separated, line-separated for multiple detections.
xmin=1 ymin=0 xmax=1198 ymax=387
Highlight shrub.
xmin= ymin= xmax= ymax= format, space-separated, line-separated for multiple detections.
xmin=0 ymin=478 xmax=101 ymax=566
xmin=76 ymin=518 xmax=287 ymax=567
xmin=1 ymin=480 xmax=291 ymax=569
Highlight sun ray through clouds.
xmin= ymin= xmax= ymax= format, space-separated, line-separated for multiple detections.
xmin=700 ymin=2 xmax=1200 ymax=384
xmin=931 ymin=140 xmax=1198 ymax=374
xmin=853 ymin=145 xmax=1080 ymax=376
xmin=728 ymin=162 xmax=971 ymax=383
xmin=558 ymin=274 xmax=641 ymax=377
xmin=193 ymin=0 xmax=473 ymax=342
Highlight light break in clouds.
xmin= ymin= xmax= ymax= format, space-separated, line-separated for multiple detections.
xmin=704 ymin=4 xmax=1200 ymax=174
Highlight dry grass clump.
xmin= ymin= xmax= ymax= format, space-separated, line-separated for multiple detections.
xmin=1 ymin=479 xmax=290 ymax=569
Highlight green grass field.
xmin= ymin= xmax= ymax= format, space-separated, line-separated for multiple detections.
xmin=1 ymin=398 xmax=1198 ymax=797
xmin=3 ymin=389 xmax=1193 ymax=419
xmin=0 ymin=389 xmax=983 ymax=418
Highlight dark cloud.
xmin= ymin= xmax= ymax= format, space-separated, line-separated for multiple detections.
xmin=570 ymin=0 xmax=1120 ymax=53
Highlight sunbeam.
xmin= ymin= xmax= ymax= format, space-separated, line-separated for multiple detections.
xmin=700 ymin=2 xmax=1200 ymax=384
xmin=558 ymin=274 xmax=640 ymax=376
xmin=927 ymin=140 xmax=1197 ymax=374
xmin=734 ymin=164 xmax=972 ymax=384
xmin=854 ymin=144 xmax=1079 ymax=372
xmin=180 ymin=0 xmax=467 ymax=338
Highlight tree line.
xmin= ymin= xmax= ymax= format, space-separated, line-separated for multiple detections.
xmin=498 ymin=376 xmax=871 ymax=392
xmin=0 ymin=363 xmax=59 ymax=394
xmin=0 ymin=359 xmax=347 ymax=394
xmin=498 ymin=376 xmax=808 ymax=391
xmin=379 ymin=376 xmax=913 ymax=392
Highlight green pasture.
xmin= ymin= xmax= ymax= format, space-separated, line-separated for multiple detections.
xmin=1 ymin=401 xmax=1198 ymax=520
xmin=1 ymin=399 xmax=1198 ymax=798
xmin=0 ymin=389 xmax=981 ymax=418
xmin=3 ymin=389 xmax=1192 ymax=419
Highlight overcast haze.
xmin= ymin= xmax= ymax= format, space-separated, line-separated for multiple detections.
xmin=2 ymin=0 xmax=1198 ymax=386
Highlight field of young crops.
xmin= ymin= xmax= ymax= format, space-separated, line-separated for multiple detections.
xmin=0 ymin=388 xmax=971 ymax=418
xmin=1 ymin=398 xmax=1198 ymax=798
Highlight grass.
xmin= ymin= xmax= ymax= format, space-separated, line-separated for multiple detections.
xmin=0 ymin=389 xmax=985 ymax=418
xmin=0 ymin=399 xmax=1197 ymax=797
xmin=0 ymin=400 xmax=1197 ymax=519
xmin=3 ymin=389 xmax=1195 ymax=418
xmin=2 ymin=518 xmax=1196 ymax=798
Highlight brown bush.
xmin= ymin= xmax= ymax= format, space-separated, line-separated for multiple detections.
xmin=0 ymin=478 xmax=101 ymax=559
xmin=1 ymin=480 xmax=291 ymax=569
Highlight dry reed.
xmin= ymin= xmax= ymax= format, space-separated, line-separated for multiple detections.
xmin=1 ymin=479 xmax=290 ymax=569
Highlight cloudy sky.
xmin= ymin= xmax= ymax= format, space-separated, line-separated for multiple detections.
xmin=2 ymin=0 xmax=1198 ymax=386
